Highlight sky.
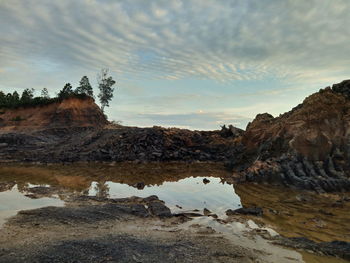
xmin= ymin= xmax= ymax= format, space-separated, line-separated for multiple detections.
xmin=1 ymin=0 xmax=350 ymax=130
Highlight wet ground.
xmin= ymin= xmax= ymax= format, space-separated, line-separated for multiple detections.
xmin=0 ymin=163 xmax=240 ymax=225
xmin=0 ymin=163 xmax=349 ymax=262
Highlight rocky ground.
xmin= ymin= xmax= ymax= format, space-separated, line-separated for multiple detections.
xmin=0 ymin=195 xmax=301 ymax=263
xmin=0 ymin=193 xmax=349 ymax=263
xmin=0 ymin=125 xmax=242 ymax=163
xmin=229 ymin=80 xmax=350 ymax=193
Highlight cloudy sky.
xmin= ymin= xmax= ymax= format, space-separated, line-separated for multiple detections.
xmin=1 ymin=0 xmax=350 ymax=130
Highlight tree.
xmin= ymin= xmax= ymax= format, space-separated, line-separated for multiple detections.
xmin=20 ymin=88 xmax=35 ymax=105
xmin=41 ymin=88 xmax=50 ymax=99
xmin=58 ymin=83 xmax=74 ymax=99
xmin=12 ymin=91 xmax=20 ymax=101
xmin=10 ymin=91 xmax=20 ymax=107
xmin=97 ymin=69 xmax=116 ymax=112
xmin=76 ymin=76 xmax=93 ymax=97
xmin=0 ymin=91 xmax=6 ymax=107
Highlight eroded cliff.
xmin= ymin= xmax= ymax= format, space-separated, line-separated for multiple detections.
xmin=0 ymin=97 xmax=107 ymax=131
xmin=233 ymin=80 xmax=350 ymax=192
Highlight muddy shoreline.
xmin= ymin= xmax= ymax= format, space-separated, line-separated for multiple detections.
xmin=0 ymin=195 xmax=281 ymax=263
xmin=0 ymin=163 xmax=349 ymax=262
xmin=0 ymin=194 xmax=349 ymax=262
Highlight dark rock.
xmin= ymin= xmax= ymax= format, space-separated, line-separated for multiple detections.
xmin=143 ymin=195 xmax=159 ymax=202
xmin=332 ymin=79 xmax=350 ymax=98
xmin=277 ymin=237 xmax=350 ymax=261
xmin=220 ymin=124 xmax=243 ymax=138
xmin=203 ymin=208 xmax=211 ymax=216
xmin=135 ymin=182 xmax=145 ymax=190
xmin=0 ymin=125 xmax=238 ymax=163
xmin=147 ymin=202 xmax=172 ymax=218
xmin=226 ymin=207 xmax=263 ymax=217
xmin=203 ymin=178 xmax=210 ymax=184
xmin=174 ymin=212 xmax=203 ymax=218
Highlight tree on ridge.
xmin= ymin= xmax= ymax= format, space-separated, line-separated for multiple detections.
xmin=58 ymin=83 xmax=74 ymax=99
xmin=75 ymin=76 xmax=94 ymax=97
xmin=41 ymin=88 xmax=50 ymax=99
xmin=97 ymin=69 xmax=116 ymax=113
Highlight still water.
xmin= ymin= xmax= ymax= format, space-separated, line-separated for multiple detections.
xmin=89 ymin=176 xmax=241 ymax=214
xmin=0 ymin=163 xmax=240 ymax=226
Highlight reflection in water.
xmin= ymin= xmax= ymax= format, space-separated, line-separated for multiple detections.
xmin=89 ymin=177 xmax=241 ymax=214
xmin=235 ymin=183 xmax=350 ymax=243
xmin=0 ymin=185 xmax=64 ymax=227
xmin=0 ymin=164 xmax=349 ymax=263
xmin=0 ymin=163 xmax=239 ymax=224
xmin=94 ymin=181 xmax=110 ymax=198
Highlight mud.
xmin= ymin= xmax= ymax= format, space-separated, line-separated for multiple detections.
xmin=0 ymin=195 xmax=289 ymax=263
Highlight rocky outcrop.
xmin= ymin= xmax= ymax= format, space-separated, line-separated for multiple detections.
xmin=233 ymin=80 xmax=350 ymax=192
xmin=0 ymin=126 xmax=240 ymax=163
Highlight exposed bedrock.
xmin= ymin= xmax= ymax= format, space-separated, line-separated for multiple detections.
xmin=231 ymin=80 xmax=350 ymax=192
xmin=0 ymin=126 xmax=243 ymax=163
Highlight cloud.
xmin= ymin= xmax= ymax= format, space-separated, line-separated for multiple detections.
xmin=1 ymin=0 xmax=350 ymax=129
xmin=112 ymin=110 xmax=252 ymax=130
xmin=1 ymin=0 xmax=350 ymax=86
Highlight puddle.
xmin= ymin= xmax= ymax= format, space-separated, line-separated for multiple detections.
xmin=178 ymin=216 xmax=304 ymax=263
xmin=0 ymin=185 xmax=64 ymax=227
xmin=0 ymin=163 xmax=240 ymax=225
xmin=0 ymin=163 xmax=348 ymax=262
xmin=88 ymin=176 xmax=241 ymax=215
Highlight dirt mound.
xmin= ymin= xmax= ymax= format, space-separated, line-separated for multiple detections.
xmin=234 ymin=80 xmax=350 ymax=192
xmin=0 ymin=97 xmax=107 ymax=131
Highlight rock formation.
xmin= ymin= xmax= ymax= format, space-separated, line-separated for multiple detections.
xmin=1 ymin=80 xmax=350 ymax=192
xmin=232 ymin=80 xmax=350 ymax=192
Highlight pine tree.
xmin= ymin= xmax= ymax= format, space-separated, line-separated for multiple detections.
xmin=76 ymin=76 xmax=93 ymax=97
xmin=58 ymin=83 xmax=74 ymax=99
xmin=0 ymin=91 xmax=6 ymax=108
xmin=20 ymin=88 xmax=35 ymax=105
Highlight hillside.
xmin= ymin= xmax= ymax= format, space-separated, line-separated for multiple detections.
xmin=1 ymin=80 xmax=350 ymax=193
xmin=0 ymin=97 xmax=107 ymax=131
xmin=0 ymin=94 xmax=242 ymax=162
xmin=232 ymin=80 xmax=350 ymax=192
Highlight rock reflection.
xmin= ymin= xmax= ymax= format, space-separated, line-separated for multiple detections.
xmin=0 ymin=163 xmax=240 ymax=217
xmin=0 ymin=163 xmax=231 ymax=198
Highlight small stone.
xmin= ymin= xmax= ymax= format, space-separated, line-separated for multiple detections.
xmin=226 ymin=207 xmax=263 ymax=217
xmin=203 ymin=208 xmax=211 ymax=216
xmin=148 ymin=202 xmax=172 ymax=218
xmin=203 ymin=178 xmax=210 ymax=184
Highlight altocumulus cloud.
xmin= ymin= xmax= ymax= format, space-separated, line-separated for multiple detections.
xmin=0 ymin=0 xmax=350 ymax=129
xmin=1 ymin=0 xmax=350 ymax=83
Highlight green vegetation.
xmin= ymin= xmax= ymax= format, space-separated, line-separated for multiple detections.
xmin=97 ymin=69 xmax=116 ymax=112
xmin=0 ymin=71 xmax=116 ymax=110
